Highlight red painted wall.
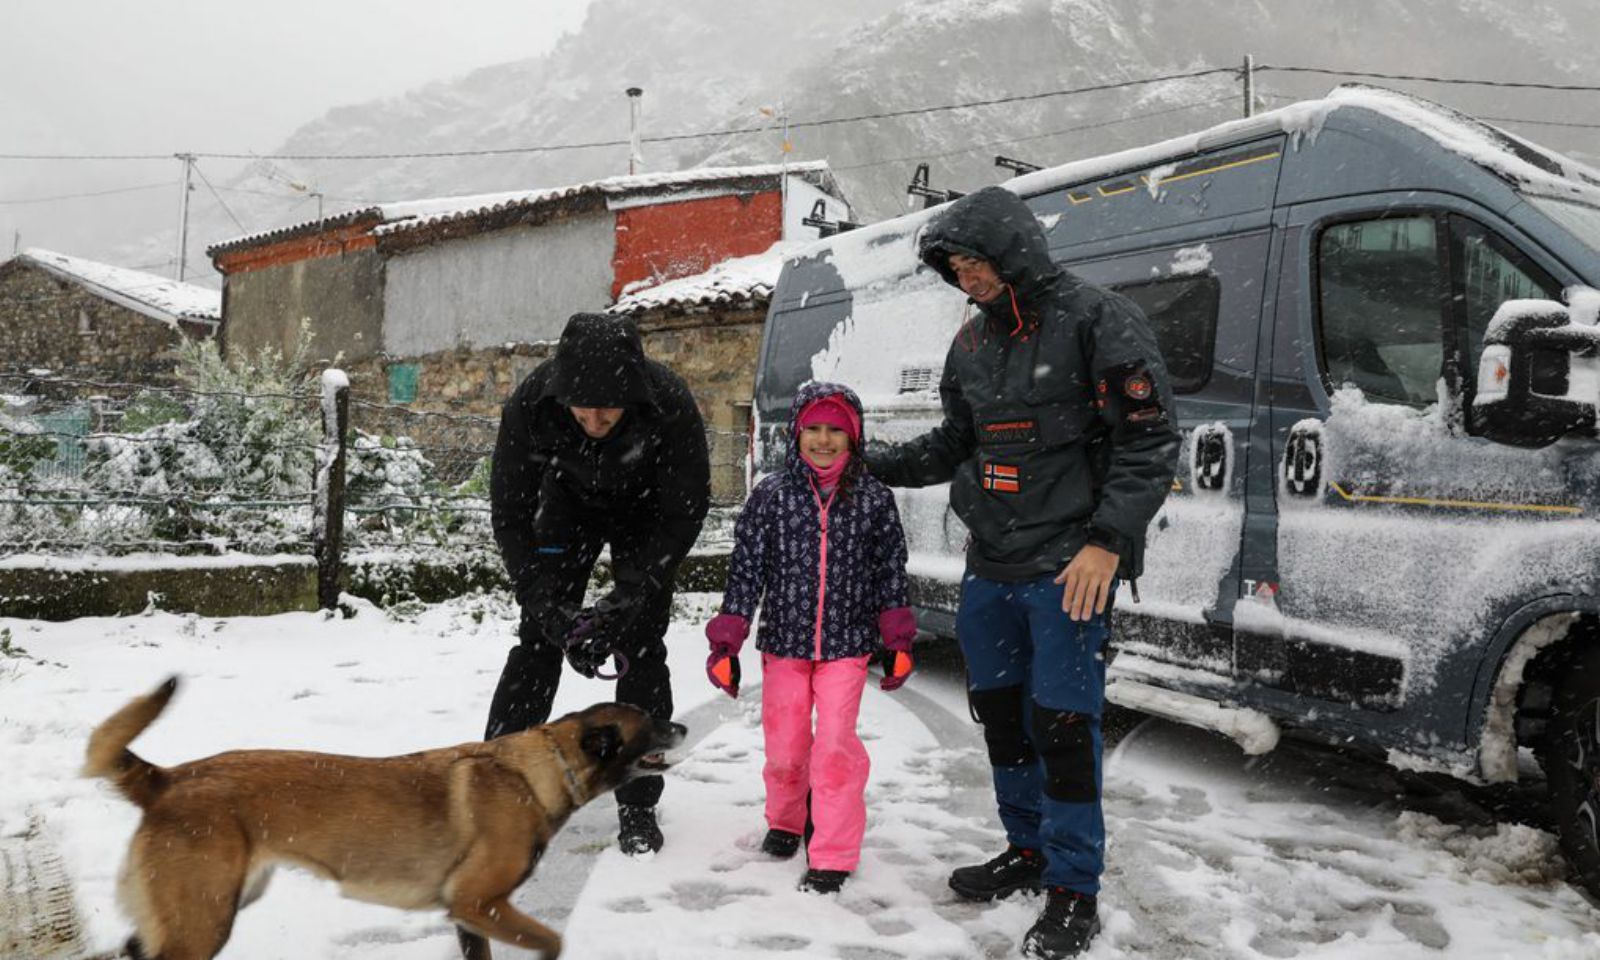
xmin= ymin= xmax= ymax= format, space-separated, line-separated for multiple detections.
xmin=611 ymin=191 xmax=783 ymax=300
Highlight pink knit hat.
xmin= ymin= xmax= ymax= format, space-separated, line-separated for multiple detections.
xmin=797 ymin=394 xmax=861 ymax=446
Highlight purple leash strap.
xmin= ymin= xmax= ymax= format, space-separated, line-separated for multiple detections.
xmin=595 ymin=651 xmax=630 ymax=681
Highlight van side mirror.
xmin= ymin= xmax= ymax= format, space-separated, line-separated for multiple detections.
xmin=1469 ymin=300 xmax=1599 ymax=448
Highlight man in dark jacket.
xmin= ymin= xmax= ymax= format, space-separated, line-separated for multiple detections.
xmin=486 ymin=312 xmax=710 ymax=855
xmin=866 ymin=187 xmax=1179 ymax=958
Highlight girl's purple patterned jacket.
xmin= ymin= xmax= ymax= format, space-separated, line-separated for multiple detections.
xmin=719 ymin=382 xmax=910 ymax=661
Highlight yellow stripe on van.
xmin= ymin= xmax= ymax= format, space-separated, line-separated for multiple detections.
xmin=1097 ymin=183 xmax=1138 ymax=198
xmin=1328 ymin=481 xmax=1582 ymax=516
xmin=1151 ymin=151 xmax=1282 ymax=186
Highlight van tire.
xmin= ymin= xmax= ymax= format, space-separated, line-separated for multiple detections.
xmin=1539 ymin=645 xmax=1600 ymax=898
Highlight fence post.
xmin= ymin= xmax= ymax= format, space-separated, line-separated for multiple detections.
xmin=313 ymin=369 xmax=349 ymax=610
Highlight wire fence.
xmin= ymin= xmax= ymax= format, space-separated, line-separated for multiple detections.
xmin=0 ymin=371 xmax=743 ymax=563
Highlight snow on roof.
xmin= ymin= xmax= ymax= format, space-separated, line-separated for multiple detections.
xmin=798 ymin=85 xmax=1600 ymax=269
xmin=609 ymin=241 xmax=797 ymax=314
xmin=14 ymin=248 xmax=221 ymax=327
xmin=210 ymin=162 xmax=838 ymax=254
xmin=1008 ymin=84 xmax=1600 ymax=205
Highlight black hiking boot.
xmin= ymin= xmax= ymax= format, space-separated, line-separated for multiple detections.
xmin=1021 ymin=887 xmax=1101 ymax=959
xmin=947 ymin=843 xmax=1044 ymax=901
xmin=761 ymin=828 xmax=802 ymax=859
xmin=797 ymin=868 xmax=850 ymax=894
xmin=617 ymin=804 xmax=663 ymax=855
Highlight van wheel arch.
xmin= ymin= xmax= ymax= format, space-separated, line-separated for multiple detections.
xmin=1478 ymin=609 xmax=1590 ymax=783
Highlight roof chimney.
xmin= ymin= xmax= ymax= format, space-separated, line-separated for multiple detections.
xmin=626 ymin=87 xmax=644 ymax=175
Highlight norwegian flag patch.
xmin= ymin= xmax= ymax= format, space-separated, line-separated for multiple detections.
xmin=981 ymin=461 xmax=1021 ymax=493
xmin=1124 ymin=374 xmax=1153 ymax=400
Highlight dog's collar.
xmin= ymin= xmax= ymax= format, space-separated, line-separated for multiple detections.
xmin=539 ymin=728 xmax=586 ymax=807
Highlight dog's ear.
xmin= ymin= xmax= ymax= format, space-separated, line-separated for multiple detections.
xmin=580 ymin=724 xmax=625 ymax=762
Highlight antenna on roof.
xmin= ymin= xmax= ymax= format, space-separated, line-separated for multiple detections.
xmin=1241 ymin=54 xmax=1256 ymax=118
xmin=995 ymin=156 xmax=1042 ymax=177
xmin=626 ymin=87 xmax=645 ymax=175
xmin=907 ymin=163 xmax=964 ymax=209
xmin=801 ymin=199 xmax=860 ymax=238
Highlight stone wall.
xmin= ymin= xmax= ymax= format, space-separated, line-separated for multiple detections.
xmin=635 ymin=304 xmax=765 ymax=500
xmin=0 ymin=260 xmax=200 ymax=389
xmin=327 ymin=302 xmax=766 ymax=502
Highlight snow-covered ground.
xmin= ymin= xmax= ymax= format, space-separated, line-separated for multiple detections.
xmin=3 ymin=595 xmax=1598 ymax=959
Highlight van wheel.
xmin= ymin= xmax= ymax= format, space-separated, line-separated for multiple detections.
xmin=1540 ymin=647 xmax=1600 ymax=896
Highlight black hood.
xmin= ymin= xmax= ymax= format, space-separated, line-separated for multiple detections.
xmin=543 ymin=313 xmax=656 ymax=409
xmin=918 ymin=186 xmax=1061 ymax=300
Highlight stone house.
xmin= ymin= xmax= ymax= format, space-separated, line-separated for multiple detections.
xmin=206 ymin=163 xmax=846 ymax=422
xmin=0 ymin=248 xmax=220 ymax=393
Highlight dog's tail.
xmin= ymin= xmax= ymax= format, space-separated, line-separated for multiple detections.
xmin=82 ymin=676 xmax=178 ymax=808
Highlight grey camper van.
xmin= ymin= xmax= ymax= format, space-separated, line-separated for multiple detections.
xmin=752 ymin=86 xmax=1600 ymax=894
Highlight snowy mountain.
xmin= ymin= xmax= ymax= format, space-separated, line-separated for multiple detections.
xmin=143 ymin=0 xmax=1600 ymax=276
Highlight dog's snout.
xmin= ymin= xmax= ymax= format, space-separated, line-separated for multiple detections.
xmin=666 ymin=721 xmax=687 ymax=738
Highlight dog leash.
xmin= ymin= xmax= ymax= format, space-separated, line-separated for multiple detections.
xmin=595 ymin=652 xmax=629 ymax=681
xmin=560 ymin=623 xmax=631 ymax=681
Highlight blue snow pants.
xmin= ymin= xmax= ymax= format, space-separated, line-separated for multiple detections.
xmin=955 ymin=572 xmax=1113 ymax=895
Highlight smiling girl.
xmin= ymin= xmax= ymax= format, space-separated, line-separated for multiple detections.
xmin=703 ymin=381 xmax=916 ymax=894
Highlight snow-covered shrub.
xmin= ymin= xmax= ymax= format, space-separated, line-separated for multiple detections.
xmin=170 ymin=325 xmax=318 ymax=499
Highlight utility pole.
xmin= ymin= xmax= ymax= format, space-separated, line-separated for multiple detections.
xmin=174 ymin=153 xmax=195 ymax=281
xmin=779 ymin=98 xmax=791 ymax=234
xmin=761 ymin=101 xmax=793 ymax=235
xmin=626 ymin=87 xmax=644 ymax=175
xmin=11 ymin=230 xmax=19 ymax=256
xmin=1242 ymin=54 xmax=1256 ymax=118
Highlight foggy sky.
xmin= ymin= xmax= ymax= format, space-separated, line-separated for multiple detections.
xmin=0 ymin=0 xmax=594 ymax=270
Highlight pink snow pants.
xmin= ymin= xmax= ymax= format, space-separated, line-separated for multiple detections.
xmin=761 ymin=652 xmax=871 ymax=871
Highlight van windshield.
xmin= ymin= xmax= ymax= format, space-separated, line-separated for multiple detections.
xmin=1526 ymin=195 xmax=1600 ymax=254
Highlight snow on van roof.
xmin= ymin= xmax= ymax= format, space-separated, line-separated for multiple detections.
xmin=610 ymin=242 xmax=797 ymax=315
xmin=792 ymin=86 xmax=1600 ymax=270
xmin=1009 ymin=85 xmax=1600 ymax=205
xmin=13 ymin=248 xmax=221 ymax=327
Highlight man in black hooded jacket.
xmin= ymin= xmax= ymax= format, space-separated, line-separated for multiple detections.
xmin=485 ymin=312 xmax=710 ymax=855
xmin=867 ymin=187 xmax=1179 ymax=958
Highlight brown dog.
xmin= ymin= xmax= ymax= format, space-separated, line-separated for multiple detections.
xmin=82 ymin=677 xmax=685 ymax=960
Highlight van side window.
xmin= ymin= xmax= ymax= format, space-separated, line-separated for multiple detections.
xmin=1450 ymin=215 xmax=1561 ymax=383
xmin=1111 ymin=275 xmax=1220 ymax=394
xmin=1316 ymin=216 xmax=1447 ymax=407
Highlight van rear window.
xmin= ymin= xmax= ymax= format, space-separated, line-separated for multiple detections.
xmin=1111 ymin=275 xmax=1221 ymax=394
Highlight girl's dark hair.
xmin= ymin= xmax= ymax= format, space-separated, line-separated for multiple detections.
xmin=834 ymin=437 xmax=866 ymax=501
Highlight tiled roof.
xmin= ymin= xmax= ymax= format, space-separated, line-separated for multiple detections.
xmin=209 ymin=162 xmax=839 ymax=256
xmin=610 ymin=242 xmax=794 ymax=315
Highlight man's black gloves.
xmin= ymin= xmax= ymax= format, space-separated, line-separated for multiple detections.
xmin=563 ymin=608 xmax=614 ymax=678
xmin=560 ymin=589 xmax=640 ymax=679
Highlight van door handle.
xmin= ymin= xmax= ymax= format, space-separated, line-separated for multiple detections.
xmin=1193 ymin=424 xmax=1229 ymax=492
xmin=1283 ymin=422 xmax=1322 ymax=498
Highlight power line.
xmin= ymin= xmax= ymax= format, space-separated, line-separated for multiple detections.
xmin=0 ymin=67 xmax=1238 ymax=162
xmin=0 ymin=182 xmax=173 ymax=205
xmin=833 ymin=95 xmax=1243 ymax=173
xmin=1257 ymin=64 xmax=1600 ymax=93
xmin=191 ymin=162 xmax=248 ymax=234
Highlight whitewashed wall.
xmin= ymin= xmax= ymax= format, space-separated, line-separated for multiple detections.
xmin=383 ymin=213 xmax=616 ymax=355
